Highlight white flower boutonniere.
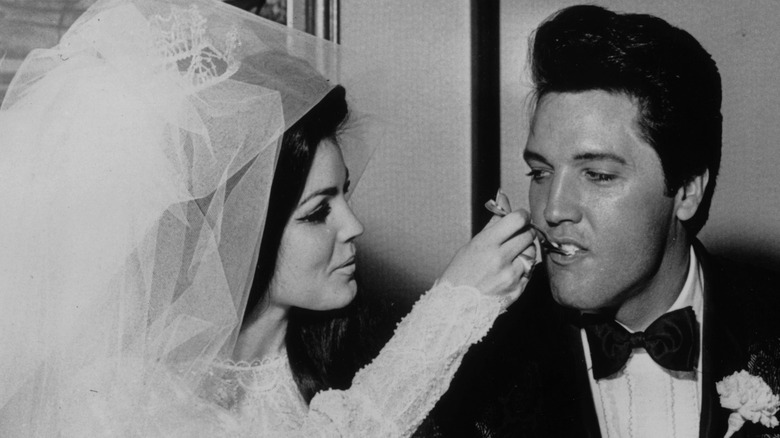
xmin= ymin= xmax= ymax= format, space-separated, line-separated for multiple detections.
xmin=716 ymin=370 xmax=780 ymax=438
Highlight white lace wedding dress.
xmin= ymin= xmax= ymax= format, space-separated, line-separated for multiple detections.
xmin=203 ymin=282 xmax=506 ymax=437
xmin=0 ymin=1 xmax=510 ymax=436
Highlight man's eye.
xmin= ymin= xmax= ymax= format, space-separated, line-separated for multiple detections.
xmin=584 ymin=170 xmax=616 ymax=183
xmin=526 ymin=169 xmax=551 ymax=181
xmin=300 ymin=203 xmax=331 ymax=224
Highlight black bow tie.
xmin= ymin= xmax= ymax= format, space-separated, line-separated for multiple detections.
xmin=582 ymin=307 xmax=700 ymax=380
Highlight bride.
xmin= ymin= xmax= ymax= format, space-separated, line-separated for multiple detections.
xmin=0 ymin=0 xmax=536 ymax=436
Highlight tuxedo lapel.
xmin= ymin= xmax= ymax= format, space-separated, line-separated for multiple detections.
xmin=696 ymin=243 xmax=747 ymax=438
xmin=499 ymin=275 xmax=603 ymax=437
xmin=563 ymin=321 xmax=602 ymax=438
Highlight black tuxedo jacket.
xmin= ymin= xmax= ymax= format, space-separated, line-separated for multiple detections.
xmin=425 ymin=242 xmax=780 ymax=438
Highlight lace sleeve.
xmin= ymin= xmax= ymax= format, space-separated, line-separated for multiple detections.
xmin=299 ymin=282 xmax=507 ymax=438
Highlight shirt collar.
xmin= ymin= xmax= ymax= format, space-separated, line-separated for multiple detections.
xmin=611 ymin=246 xmax=703 ymax=334
xmin=668 ymin=247 xmax=703 ymax=326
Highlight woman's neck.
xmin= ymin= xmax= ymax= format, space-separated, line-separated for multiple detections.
xmin=234 ymin=303 xmax=289 ymax=363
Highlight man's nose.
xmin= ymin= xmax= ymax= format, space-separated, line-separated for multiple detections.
xmin=543 ymin=173 xmax=582 ymax=226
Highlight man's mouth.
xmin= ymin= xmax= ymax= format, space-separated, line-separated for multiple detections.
xmin=545 ymin=238 xmax=585 ymax=257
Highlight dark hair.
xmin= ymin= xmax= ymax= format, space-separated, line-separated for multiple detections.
xmin=530 ymin=5 xmax=722 ymax=235
xmin=243 ymin=85 xmax=372 ymax=402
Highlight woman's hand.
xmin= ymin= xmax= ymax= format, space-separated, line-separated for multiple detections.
xmin=439 ymin=192 xmax=536 ymax=305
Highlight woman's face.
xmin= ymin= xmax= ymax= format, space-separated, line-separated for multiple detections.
xmin=269 ymin=140 xmax=364 ymax=311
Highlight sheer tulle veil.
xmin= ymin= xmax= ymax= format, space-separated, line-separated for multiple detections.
xmin=0 ymin=0 xmax=377 ymax=435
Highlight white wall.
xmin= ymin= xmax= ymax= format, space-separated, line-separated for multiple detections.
xmin=501 ymin=1 xmax=780 ymax=270
xmin=341 ymin=0 xmax=474 ymax=302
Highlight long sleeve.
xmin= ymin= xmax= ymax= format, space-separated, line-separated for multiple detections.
xmin=35 ymin=282 xmax=508 ymax=437
xmin=299 ymin=281 xmax=508 ymax=438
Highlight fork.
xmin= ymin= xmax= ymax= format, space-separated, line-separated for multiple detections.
xmin=527 ymin=223 xmax=572 ymax=256
xmin=484 ymin=199 xmax=571 ymax=256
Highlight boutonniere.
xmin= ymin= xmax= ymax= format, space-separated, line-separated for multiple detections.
xmin=716 ymin=370 xmax=780 ymax=438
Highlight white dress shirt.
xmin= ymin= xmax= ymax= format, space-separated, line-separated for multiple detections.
xmin=581 ymin=248 xmax=705 ymax=438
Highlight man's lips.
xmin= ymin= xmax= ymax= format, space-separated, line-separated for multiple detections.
xmin=546 ymin=237 xmax=587 ymax=256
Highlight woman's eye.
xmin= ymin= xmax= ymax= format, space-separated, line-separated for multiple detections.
xmin=343 ymin=179 xmax=351 ymax=195
xmin=300 ymin=203 xmax=331 ymax=224
xmin=584 ymin=170 xmax=616 ymax=183
xmin=526 ymin=169 xmax=551 ymax=181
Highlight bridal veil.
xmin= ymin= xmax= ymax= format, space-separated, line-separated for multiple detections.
xmin=0 ymin=0 xmax=378 ymax=435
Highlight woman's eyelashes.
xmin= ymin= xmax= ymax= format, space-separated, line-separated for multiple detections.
xmin=298 ymin=179 xmax=349 ymax=224
xmin=300 ymin=202 xmax=332 ymax=223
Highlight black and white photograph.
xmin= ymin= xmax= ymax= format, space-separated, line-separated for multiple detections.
xmin=0 ymin=1 xmax=778 ymax=437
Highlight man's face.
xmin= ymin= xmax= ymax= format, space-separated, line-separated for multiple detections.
xmin=524 ymin=90 xmax=683 ymax=312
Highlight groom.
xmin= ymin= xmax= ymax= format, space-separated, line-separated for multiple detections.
xmin=426 ymin=5 xmax=780 ymax=438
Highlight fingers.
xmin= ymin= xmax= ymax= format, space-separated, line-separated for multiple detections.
xmin=439 ymin=191 xmax=537 ymax=301
xmin=485 ymin=212 xmax=503 ymax=228
xmin=483 ymin=189 xmax=513 ymax=227
xmin=496 ymin=249 xmax=537 ymax=306
xmin=497 ymin=225 xmax=535 ymax=261
xmin=481 ymin=209 xmax=532 ymax=245
xmin=510 ymin=245 xmax=538 ymax=301
xmin=495 ymin=189 xmax=512 ymax=213
xmin=514 ymin=244 xmax=537 ymax=278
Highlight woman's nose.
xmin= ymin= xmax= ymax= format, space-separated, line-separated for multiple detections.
xmin=338 ymin=201 xmax=364 ymax=242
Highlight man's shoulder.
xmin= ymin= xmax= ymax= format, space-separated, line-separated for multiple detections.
xmin=476 ymin=268 xmax=572 ymax=353
xmin=698 ymin=242 xmax=780 ymax=306
xmin=426 ymin=267 xmax=593 ymax=437
xmin=697 ymin=241 xmax=780 ymax=337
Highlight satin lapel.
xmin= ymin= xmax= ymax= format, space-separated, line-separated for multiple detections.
xmin=529 ymin=276 xmax=602 ymax=438
xmin=696 ymin=243 xmax=746 ymax=438
xmin=564 ymin=321 xmax=602 ymax=438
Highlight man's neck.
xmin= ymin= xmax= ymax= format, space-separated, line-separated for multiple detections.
xmin=615 ymin=238 xmax=692 ymax=331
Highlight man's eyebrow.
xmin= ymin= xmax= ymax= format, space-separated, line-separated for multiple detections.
xmin=523 ymin=150 xmax=629 ymax=166
xmin=573 ymin=152 xmax=628 ymax=165
xmin=522 ymin=150 xmax=549 ymax=164
xmin=299 ymin=186 xmax=338 ymax=206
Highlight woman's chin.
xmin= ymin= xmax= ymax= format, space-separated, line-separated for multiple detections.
xmin=311 ymin=281 xmax=358 ymax=311
xmin=333 ymin=281 xmax=358 ymax=308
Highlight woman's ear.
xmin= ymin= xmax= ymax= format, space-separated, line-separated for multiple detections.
xmin=675 ymin=170 xmax=710 ymax=221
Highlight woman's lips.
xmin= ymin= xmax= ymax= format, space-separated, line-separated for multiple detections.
xmin=334 ymin=257 xmax=356 ymax=273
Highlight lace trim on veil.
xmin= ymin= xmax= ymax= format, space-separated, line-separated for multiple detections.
xmin=150 ymin=5 xmax=240 ymax=91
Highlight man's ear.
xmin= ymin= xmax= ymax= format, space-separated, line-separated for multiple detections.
xmin=675 ymin=170 xmax=710 ymax=221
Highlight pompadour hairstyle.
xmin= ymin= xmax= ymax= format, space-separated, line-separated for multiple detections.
xmin=530 ymin=5 xmax=722 ymax=235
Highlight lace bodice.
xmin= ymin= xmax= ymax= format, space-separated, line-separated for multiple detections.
xmin=202 ymin=281 xmax=507 ymax=437
xmin=208 ymin=354 xmax=309 ymax=436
